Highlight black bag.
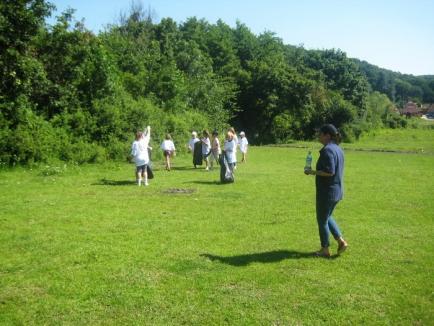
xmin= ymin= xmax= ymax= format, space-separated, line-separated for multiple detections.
xmin=193 ymin=141 xmax=203 ymax=166
xmin=220 ymin=151 xmax=234 ymax=183
xmin=146 ymin=165 xmax=154 ymax=179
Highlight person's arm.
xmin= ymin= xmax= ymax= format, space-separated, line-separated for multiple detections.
xmin=305 ymin=148 xmax=335 ymax=177
xmin=305 ymin=169 xmax=333 ymax=176
xmin=143 ymin=126 xmax=151 ymax=143
xmin=131 ymin=142 xmax=137 ymax=157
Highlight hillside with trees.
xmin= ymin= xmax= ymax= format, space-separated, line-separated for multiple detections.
xmin=1 ymin=1 xmax=433 ymax=165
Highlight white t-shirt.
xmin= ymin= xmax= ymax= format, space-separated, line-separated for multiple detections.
xmin=201 ymin=137 xmax=211 ymax=155
xmin=131 ymin=138 xmax=150 ymax=166
xmin=224 ymin=139 xmax=237 ymax=163
xmin=161 ymin=140 xmax=176 ymax=151
xmin=188 ymin=137 xmax=199 ymax=151
xmin=239 ymin=137 xmax=249 ymax=153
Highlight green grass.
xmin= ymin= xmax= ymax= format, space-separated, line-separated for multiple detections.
xmin=283 ymin=128 xmax=434 ymax=154
xmin=1 ymin=134 xmax=434 ymax=324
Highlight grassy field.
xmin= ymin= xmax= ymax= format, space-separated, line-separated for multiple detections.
xmin=281 ymin=127 xmax=434 ymax=154
xmin=1 ymin=130 xmax=433 ymax=324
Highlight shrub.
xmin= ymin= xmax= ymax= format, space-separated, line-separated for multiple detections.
xmin=61 ymin=141 xmax=107 ymax=164
xmin=2 ymin=107 xmax=66 ymax=165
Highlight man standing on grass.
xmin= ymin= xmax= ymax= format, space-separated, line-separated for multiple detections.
xmin=304 ymin=124 xmax=348 ymax=257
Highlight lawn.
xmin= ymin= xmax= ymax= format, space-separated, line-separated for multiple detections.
xmin=281 ymin=127 xmax=434 ymax=154
xmin=1 ymin=132 xmax=433 ymax=324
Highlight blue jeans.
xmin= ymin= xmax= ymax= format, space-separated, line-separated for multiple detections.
xmin=316 ymin=198 xmax=342 ymax=248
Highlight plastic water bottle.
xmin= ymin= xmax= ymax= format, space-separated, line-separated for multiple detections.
xmin=305 ymin=151 xmax=312 ymax=171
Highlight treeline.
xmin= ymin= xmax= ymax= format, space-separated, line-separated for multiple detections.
xmin=1 ymin=1 xmax=432 ymax=165
xmin=354 ymin=59 xmax=434 ymax=106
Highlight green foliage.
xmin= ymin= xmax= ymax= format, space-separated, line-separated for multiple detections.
xmin=1 ymin=1 xmax=432 ymax=165
xmin=0 ymin=101 xmax=66 ymax=165
xmin=355 ymin=59 xmax=434 ymax=105
xmin=61 ymin=141 xmax=107 ymax=164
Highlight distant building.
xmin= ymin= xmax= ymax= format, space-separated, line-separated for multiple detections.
xmin=423 ymin=104 xmax=434 ymax=119
xmin=400 ymin=101 xmax=422 ymax=117
xmin=422 ymin=103 xmax=434 ymax=114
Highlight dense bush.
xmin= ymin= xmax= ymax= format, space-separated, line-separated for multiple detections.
xmin=0 ymin=1 xmax=432 ymax=165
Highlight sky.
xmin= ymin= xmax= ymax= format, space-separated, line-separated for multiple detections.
xmin=46 ymin=0 xmax=434 ymax=76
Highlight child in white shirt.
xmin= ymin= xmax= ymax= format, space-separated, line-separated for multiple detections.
xmin=131 ymin=126 xmax=151 ymax=186
xmin=160 ymin=134 xmax=176 ymax=171
xmin=201 ymin=130 xmax=211 ymax=171
xmin=229 ymin=127 xmax=238 ymax=169
xmin=239 ymin=131 xmax=249 ymax=163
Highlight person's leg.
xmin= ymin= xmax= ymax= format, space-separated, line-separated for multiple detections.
xmin=143 ymin=166 xmax=148 ymax=186
xmin=324 ymin=200 xmax=348 ymax=252
xmin=327 ymin=216 xmax=342 ymax=240
xmin=228 ymin=162 xmax=235 ymax=174
xmin=136 ymin=166 xmax=142 ymax=186
xmin=325 ymin=201 xmax=341 ymax=239
xmin=316 ymin=199 xmax=331 ymax=255
xmin=330 ymin=215 xmax=348 ymax=254
xmin=209 ymin=154 xmax=214 ymax=169
xmin=167 ymin=155 xmax=171 ymax=171
xmin=204 ymin=156 xmax=209 ymax=170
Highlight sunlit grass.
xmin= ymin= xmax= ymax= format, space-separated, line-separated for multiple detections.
xmin=0 ymin=137 xmax=433 ymax=324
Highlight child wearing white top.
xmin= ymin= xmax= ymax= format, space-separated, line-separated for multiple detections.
xmin=229 ymin=127 xmax=238 ymax=169
xmin=239 ymin=131 xmax=249 ymax=163
xmin=160 ymin=134 xmax=176 ymax=171
xmin=201 ymin=130 xmax=211 ymax=171
xmin=131 ymin=126 xmax=151 ymax=186
xmin=210 ymin=130 xmax=221 ymax=169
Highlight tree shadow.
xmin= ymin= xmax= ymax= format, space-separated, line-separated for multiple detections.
xmin=93 ymin=179 xmax=137 ymax=186
xmin=200 ymin=249 xmax=336 ymax=266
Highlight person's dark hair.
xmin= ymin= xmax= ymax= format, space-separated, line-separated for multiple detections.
xmin=203 ymin=129 xmax=210 ymax=138
xmin=165 ymin=133 xmax=172 ymax=140
xmin=212 ymin=130 xmax=218 ymax=137
xmin=136 ymin=131 xmax=143 ymax=141
xmin=320 ymin=124 xmax=341 ymax=144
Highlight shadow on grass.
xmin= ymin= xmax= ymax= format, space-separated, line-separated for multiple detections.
xmin=200 ymin=250 xmax=327 ymax=266
xmin=93 ymin=179 xmax=137 ymax=186
xmin=170 ymin=166 xmax=200 ymax=171
xmin=188 ymin=180 xmax=223 ymax=185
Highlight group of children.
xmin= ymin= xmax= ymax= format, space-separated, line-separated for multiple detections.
xmin=130 ymin=126 xmax=249 ymax=186
xmin=185 ymin=128 xmax=249 ymax=176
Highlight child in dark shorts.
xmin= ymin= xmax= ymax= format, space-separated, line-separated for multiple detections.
xmin=160 ymin=134 xmax=176 ymax=171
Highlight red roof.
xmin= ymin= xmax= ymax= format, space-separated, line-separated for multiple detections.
xmin=402 ymin=102 xmax=421 ymax=114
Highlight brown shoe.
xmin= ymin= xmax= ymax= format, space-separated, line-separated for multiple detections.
xmin=315 ymin=248 xmax=331 ymax=258
xmin=337 ymin=241 xmax=348 ymax=255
